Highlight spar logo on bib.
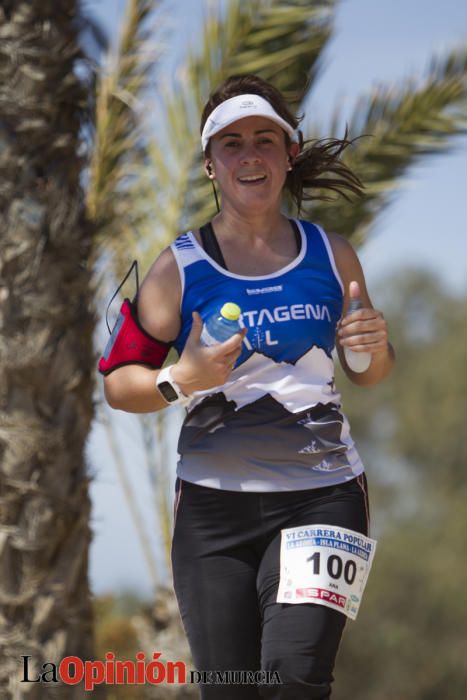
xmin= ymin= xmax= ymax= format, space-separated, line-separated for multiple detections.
xmin=296 ymin=587 xmax=347 ymax=609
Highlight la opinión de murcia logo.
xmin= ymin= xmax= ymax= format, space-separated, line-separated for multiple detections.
xmin=21 ymin=654 xmax=282 ymax=690
xmin=21 ymin=653 xmax=186 ymax=691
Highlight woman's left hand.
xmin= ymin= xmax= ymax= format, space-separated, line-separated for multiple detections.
xmin=337 ymin=306 xmax=389 ymax=355
xmin=329 ymin=239 xmax=395 ymax=384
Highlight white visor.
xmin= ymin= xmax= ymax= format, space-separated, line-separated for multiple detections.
xmin=201 ymin=94 xmax=297 ymax=151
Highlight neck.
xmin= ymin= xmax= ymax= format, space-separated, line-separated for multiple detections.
xmin=212 ymin=202 xmax=289 ymax=244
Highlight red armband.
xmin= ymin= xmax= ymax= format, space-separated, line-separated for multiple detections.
xmin=98 ymin=298 xmax=172 ymax=375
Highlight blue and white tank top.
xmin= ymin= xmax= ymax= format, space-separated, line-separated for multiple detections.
xmin=170 ymin=219 xmax=365 ymax=492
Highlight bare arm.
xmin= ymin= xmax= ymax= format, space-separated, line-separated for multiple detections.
xmin=103 ymin=247 xmax=181 ymax=412
xmin=103 ymin=247 xmax=245 ymax=412
xmin=327 ymin=232 xmax=395 ymax=386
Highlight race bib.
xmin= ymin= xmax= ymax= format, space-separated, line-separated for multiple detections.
xmin=276 ymin=524 xmax=377 ymax=620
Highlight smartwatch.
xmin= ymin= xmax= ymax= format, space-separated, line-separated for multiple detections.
xmin=156 ymin=366 xmax=190 ymax=405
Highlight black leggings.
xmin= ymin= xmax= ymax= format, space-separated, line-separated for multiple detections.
xmin=171 ymin=475 xmax=369 ymax=699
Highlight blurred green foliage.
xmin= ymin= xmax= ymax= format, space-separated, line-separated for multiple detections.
xmin=333 ymin=270 xmax=467 ymax=699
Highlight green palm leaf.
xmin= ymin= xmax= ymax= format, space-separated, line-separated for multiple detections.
xmin=87 ymin=0 xmax=163 ymax=278
xmin=308 ymin=48 xmax=467 ymax=244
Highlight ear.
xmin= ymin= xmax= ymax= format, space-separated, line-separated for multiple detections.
xmin=204 ymin=159 xmax=215 ymax=179
xmin=288 ymin=142 xmax=300 ymax=163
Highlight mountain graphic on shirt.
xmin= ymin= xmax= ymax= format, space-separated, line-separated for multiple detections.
xmin=238 ymin=337 xmax=334 ymax=367
xmin=188 ymin=343 xmax=339 ymax=417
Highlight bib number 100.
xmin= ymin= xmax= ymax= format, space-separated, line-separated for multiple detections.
xmin=307 ymin=552 xmax=357 ymax=585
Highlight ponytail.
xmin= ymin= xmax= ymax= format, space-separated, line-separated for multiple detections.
xmin=286 ymin=130 xmax=364 ymax=214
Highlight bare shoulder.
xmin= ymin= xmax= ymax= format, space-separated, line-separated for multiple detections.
xmin=137 ymin=246 xmax=182 ymax=342
xmin=326 ymin=231 xmax=358 ymax=267
xmin=324 ymin=231 xmax=373 ymax=309
xmin=143 ymin=245 xmax=180 ymax=284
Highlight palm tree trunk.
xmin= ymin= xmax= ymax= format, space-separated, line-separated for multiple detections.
xmin=0 ymin=2 xmax=101 ymax=697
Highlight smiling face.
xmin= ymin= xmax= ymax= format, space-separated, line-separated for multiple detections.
xmin=206 ymin=115 xmax=299 ymax=216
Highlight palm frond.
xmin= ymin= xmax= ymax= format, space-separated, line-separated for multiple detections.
xmin=192 ymin=0 xmax=336 ymax=107
xmin=307 ymin=47 xmax=467 ymax=244
xmin=86 ymin=0 xmax=164 ymax=276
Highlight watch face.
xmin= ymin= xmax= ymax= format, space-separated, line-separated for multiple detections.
xmin=158 ymin=381 xmax=179 ymax=403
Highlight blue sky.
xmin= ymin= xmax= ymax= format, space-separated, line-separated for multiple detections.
xmin=86 ymin=0 xmax=467 ymax=596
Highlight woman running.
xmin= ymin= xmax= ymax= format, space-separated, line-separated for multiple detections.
xmin=102 ymin=74 xmax=395 ymax=699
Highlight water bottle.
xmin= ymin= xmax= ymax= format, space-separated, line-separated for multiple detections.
xmin=343 ymin=297 xmax=372 ymax=373
xmin=200 ymin=303 xmax=242 ymax=346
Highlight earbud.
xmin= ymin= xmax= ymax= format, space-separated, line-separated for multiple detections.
xmin=206 ymin=163 xmax=214 ymax=178
xmin=287 ymin=157 xmax=293 ymax=172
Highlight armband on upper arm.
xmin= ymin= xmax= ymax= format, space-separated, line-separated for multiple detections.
xmin=98 ymin=298 xmax=172 ymax=375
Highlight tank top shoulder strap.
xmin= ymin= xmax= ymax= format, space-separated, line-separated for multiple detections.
xmin=290 ymin=219 xmax=301 ymax=254
xmin=199 ymin=223 xmax=227 ymax=269
xmin=297 ymin=219 xmax=344 ymax=294
xmin=171 ymin=231 xmax=203 ymax=271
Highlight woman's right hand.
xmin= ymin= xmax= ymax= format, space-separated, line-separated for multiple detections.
xmin=172 ymin=311 xmax=246 ymax=395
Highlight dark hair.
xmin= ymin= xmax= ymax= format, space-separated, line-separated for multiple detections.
xmin=200 ymin=74 xmax=364 ymax=213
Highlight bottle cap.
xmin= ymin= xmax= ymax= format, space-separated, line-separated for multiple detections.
xmin=347 ymin=298 xmax=362 ymax=313
xmin=221 ymin=302 xmax=241 ymax=320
